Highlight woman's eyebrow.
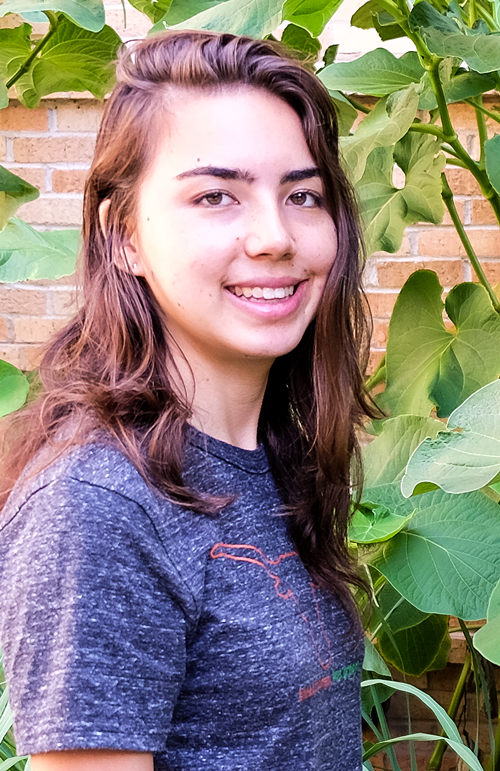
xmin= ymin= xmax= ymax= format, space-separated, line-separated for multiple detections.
xmin=174 ymin=166 xmax=321 ymax=184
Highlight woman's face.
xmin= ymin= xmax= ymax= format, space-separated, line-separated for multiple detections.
xmin=127 ymin=87 xmax=337 ymax=369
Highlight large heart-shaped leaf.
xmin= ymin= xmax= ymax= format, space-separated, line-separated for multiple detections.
xmin=0 ymin=218 xmax=78 ymax=282
xmin=319 ymin=49 xmax=423 ymax=97
xmin=14 ymin=17 xmax=121 ymax=108
xmin=339 ymin=85 xmax=419 ymax=183
xmin=0 ymin=166 xmax=39 ymax=230
xmin=0 ymin=0 xmax=105 ymax=31
xmin=358 ymin=133 xmax=444 ymax=254
xmin=152 ymin=0 xmax=285 ymax=37
xmin=0 ymin=360 xmax=30 ymax=418
xmin=373 ymin=487 xmax=500 ymax=619
xmin=409 ymin=1 xmax=500 ymax=74
xmin=379 ymin=271 xmax=500 ymax=419
xmin=474 ymin=577 xmax=500 ymax=665
xmin=377 ymin=613 xmax=450 ymax=676
xmin=402 ymin=379 xmax=500 ymax=497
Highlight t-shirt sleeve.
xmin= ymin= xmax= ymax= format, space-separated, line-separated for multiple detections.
xmin=0 ymin=475 xmax=191 ymax=755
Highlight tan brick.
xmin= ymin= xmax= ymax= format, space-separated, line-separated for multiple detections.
xmin=447 ymin=102 xmax=477 ymax=131
xmin=372 ymin=319 xmax=388 ymax=349
xmin=13 ymin=136 xmax=95 ymax=164
xmin=471 ymin=199 xmax=499 ymax=225
xmin=367 ymin=349 xmax=384 ymax=374
xmin=13 ymin=315 xmax=66 ymax=343
xmin=468 ymin=229 xmax=500 ymax=258
xmin=366 ymin=291 xmax=397 ymax=319
xmin=0 ymin=136 xmax=5 ymax=161
xmin=50 ymin=288 xmax=80 ymax=316
xmin=441 ymin=199 xmax=464 ymax=226
xmin=16 ymin=197 xmax=83 ymax=226
xmin=372 ymin=234 xmax=411 ymax=258
xmin=0 ymin=104 xmax=48 ymax=132
xmin=33 ymin=274 xmax=77 ymax=287
xmin=445 ymin=167 xmax=481 ymax=196
xmin=52 ymin=169 xmax=88 ymax=194
xmin=0 ymin=343 xmax=42 ymax=370
xmin=377 ymin=259 xmax=463 ymax=287
xmin=418 ymin=228 xmax=465 ymax=257
xmin=472 ymin=260 xmax=500 ymax=284
xmin=7 ymin=166 xmax=45 ymax=191
xmin=0 ymin=316 xmax=8 ymax=341
xmin=0 ymin=286 xmax=47 ymax=315
xmin=54 ymin=102 xmax=105 ymax=133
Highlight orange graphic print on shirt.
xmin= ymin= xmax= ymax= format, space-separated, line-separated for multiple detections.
xmin=210 ymin=542 xmax=335 ymax=699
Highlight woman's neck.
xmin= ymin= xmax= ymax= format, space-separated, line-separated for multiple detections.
xmin=171 ymin=349 xmax=272 ymax=451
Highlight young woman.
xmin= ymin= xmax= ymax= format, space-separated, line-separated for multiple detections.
xmin=0 ymin=30 xmax=374 ymax=771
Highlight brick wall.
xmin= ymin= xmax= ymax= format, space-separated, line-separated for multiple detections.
xmin=1 ymin=97 xmax=499 ymax=373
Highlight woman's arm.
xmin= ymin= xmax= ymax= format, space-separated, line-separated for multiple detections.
xmin=31 ymin=750 xmax=154 ymax=770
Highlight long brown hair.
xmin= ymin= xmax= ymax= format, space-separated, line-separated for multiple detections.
xmin=1 ymin=31 xmax=376 ymax=604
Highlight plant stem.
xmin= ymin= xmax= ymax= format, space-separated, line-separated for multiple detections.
xmin=344 ymin=94 xmax=371 ymax=115
xmin=5 ymin=11 xmax=59 ymax=90
xmin=460 ymin=620 xmax=497 ymax=764
xmin=486 ymin=716 xmax=500 ymax=771
xmin=465 ymin=98 xmax=500 ymax=128
xmin=427 ymin=651 xmax=472 ymax=770
xmin=365 ymin=355 xmax=386 ymax=392
xmin=408 ymin=122 xmax=447 ymax=140
xmin=441 ymin=173 xmax=500 ymax=312
xmin=469 ymin=0 xmax=477 ymax=26
xmin=472 ymin=96 xmax=489 ymax=169
xmin=426 ymin=59 xmax=456 ymax=141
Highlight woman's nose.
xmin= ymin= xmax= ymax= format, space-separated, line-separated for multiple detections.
xmin=244 ymin=202 xmax=296 ymax=261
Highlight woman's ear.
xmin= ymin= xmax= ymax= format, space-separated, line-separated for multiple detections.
xmin=98 ymin=198 xmax=144 ymax=276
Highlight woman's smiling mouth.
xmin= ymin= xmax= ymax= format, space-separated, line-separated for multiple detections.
xmin=227 ymin=284 xmax=298 ymax=300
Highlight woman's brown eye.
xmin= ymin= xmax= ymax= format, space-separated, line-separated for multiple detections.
xmin=205 ymin=193 xmax=223 ymax=205
xmin=292 ymin=192 xmax=307 ymax=205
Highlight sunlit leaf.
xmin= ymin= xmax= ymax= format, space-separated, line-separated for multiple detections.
xmin=152 ymin=0 xmax=285 ymax=38
xmin=319 ymin=49 xmax=423 ymax=97
xmin=339 ymin=85 xmax=419 ymax=183
xmin=402 ymin=379 xmax=500 ymax=497
xmin=281 ymin=0 xmax=343 ymax=37
xmin=0 ymin=218 xmax=78 ymax=282
xmin=409 ymin=1 xmax=500 ymax=74
xmin=0 ymin=0 xmax=105 ymax=31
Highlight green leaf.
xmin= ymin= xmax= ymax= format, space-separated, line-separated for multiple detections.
xmin=339 ymin=85 xmax=419 ymax=183
xmin=485 ymin=134 xmax=500 ymax=196
xmin=474 ymin=577 xmax=500 ymax=665
xmin=373 ymin=487 xmax=500 ymax=619
xmin=0 ymin=166 xmax=39 ymax=230
xmin=351 ymin=1 xmax=405 ymax=40
xmin=127 ymin=0 xmax=172 ymax=23
xmin=0 ymin=218 xmax=78 ymax=282
xmin=379 ymin=271 xmax=500 ymax=419
xmin=362 ymin=728 xmax=483 ymax=771
xmin=0 ymin=360 xmax=29 ymax=418
xmin=418 ymin=66 xmax=496 ymax=111
xmin=322 ymin=43 xmax=338 ymax=67
xmin=402 ymin=379 xmax=500 ymax=497
xmin=0 ymin=0 xmax=105 ymax=31
xmin=152 ymin=0 xmax=284 ymax=37
xmin=0 ymin=23 xmax=32 ymax=86
xmin=374 ymin=581 xmax=430 ymax=634
xmin=0 ymin=82 xmax=8 ymax=110
xmin=14 ymin=17 xmax=121 ymax=107
xmin=350 ymin=501 xmax=414 ymax=543
xmin=363 ymin=636 xmax=391 ymax=676
xmin=319 ymin=49 xmax=424 ymax=97
xmin=409 ymin=1 xmax=500 ymax=74
xmin=152 ymin=0 xmax=226 ymax=26
xmin=281 ymin=0 xmax=343 ymax=37
xmin=377 ymin=613 xmax=450 ymax=676
xmin=328 ymin=90 xmax=357 ymax=136
xmin=281 ymin=23 xmax=321 ymax=62
xmin=358 ymin=133 xmax=445 ymax=254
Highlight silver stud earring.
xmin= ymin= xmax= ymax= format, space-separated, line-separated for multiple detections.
xmin=133 ymin=263 xmax=138 ymax=271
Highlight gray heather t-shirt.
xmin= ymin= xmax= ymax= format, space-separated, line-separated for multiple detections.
xmin=0 ymin=428 xmax=363 ymax=770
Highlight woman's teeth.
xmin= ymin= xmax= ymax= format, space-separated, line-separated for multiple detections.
xmin=231 ymin=285 xmax=295 ymax=299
